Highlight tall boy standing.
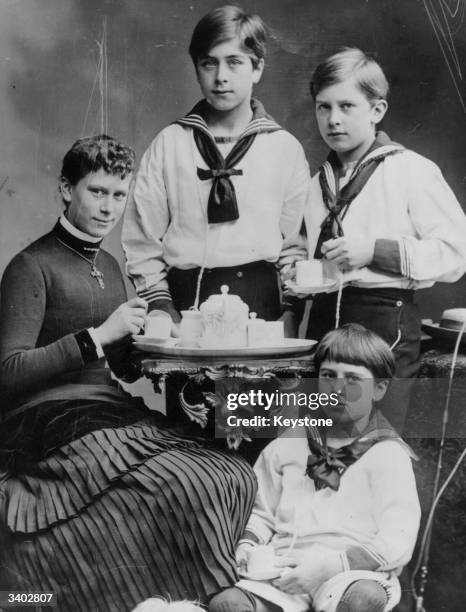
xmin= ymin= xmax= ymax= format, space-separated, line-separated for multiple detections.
xmin=122 ymin=5 xmax=309 ymax=330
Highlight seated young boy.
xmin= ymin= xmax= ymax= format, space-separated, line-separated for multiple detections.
xmin=297 ymin=47 xmax=466 ymax=428
xmin=209 ymin=324 xmax=421 ymax=612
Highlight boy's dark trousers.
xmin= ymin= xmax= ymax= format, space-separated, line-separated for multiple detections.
xmin=307 ymin=286 xmax=421 ymax=434
xmin=168 ymin=260 xmax=281 ymax=321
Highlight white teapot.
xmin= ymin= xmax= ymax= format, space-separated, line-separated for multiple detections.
xmin=199 ymin=285 xmax=249 ymax=348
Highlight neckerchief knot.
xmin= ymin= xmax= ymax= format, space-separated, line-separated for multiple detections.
xmin=197 ymin=167 xmax=243 ymax=180
xmin=306 ymin=436 xmax=360 ymax=491
xmin=305 ymin=412 xmax=417 ymax=491
xmin=176 ymin=98 xmax=281 ymax=224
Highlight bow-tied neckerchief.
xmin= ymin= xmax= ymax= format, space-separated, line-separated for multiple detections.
xmin=176 ymin=98 xmax=282 ymax=224
xmin=305 ymin=412 xmax=414 ymax=491
xmin=314 ymin=131 xmax=405 ymax=258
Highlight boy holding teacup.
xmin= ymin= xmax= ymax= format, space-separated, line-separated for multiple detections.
xmin=209 ymin=324 xmax=421 ymax=612
xmin=294 ymin=48 xmax=466 ymax=420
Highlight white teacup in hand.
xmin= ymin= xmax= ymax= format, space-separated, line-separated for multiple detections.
xmin=246 ymin=545 xmax=278 ymax=578
xmin=144 ymin=310 xmax=172 ymax=340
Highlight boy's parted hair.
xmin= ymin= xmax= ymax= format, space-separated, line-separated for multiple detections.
xmin=189 ymin=5 xmax=266 ymax=68
xmin=314 ymin=323 xmax=396 ymax=380
xmin=310 ymin=47 xmax=389 ymax=102
xmin=60 ymin=134 xmax=136 ymax=186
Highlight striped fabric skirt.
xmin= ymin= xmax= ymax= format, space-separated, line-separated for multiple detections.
xmin=0 ymin=417 xmax=257 ymax=611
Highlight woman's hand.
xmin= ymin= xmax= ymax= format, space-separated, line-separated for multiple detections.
xmin=95 ymin=297 xmax=148 ymax=346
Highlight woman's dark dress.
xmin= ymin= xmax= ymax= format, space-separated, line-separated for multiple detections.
xmin=0 ymin=221 xmax=256 ymax=611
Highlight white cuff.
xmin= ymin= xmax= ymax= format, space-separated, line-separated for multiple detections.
xmin=88 ymin=327 xmax=104 ymax=358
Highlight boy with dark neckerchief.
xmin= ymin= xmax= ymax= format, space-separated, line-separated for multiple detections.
xmin=210 ymin=325 xmax=421 ymax=612
xmin=298 ymin=48 xmax=466 ymax=430
xmin=123 ymin=5 xmax=309 ymax=332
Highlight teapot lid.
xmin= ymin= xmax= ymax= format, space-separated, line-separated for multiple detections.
xmin=200 ymin=284 xmax=248 ymax=311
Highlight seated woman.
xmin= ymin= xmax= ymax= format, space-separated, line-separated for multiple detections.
xmin=0 ymin=135 xmax=256 ymax=612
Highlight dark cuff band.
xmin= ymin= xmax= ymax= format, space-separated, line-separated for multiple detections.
xmin=372 ymin=239 xmax=402 ymax=275
xmin=241 ymin=530 xmax=260 ymax=544
xmin=346 ymin=545 xmax=381 ymax=571
xmin=149 ymin=298 xmax=181 ymax=323
xmin=75 ymin=329 xmax=99 ymax=363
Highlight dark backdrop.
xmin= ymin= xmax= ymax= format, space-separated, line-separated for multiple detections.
xmin=1 ymin=0 xmax=465 ymax=317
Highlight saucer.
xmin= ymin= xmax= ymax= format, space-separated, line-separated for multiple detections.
xmin=285 ymin=278 xmax=337 ymax=295
xmin=132 ymin=335 xmax=174 ymax=346
xmin=238 ymin=568 xmax=281 ymax=581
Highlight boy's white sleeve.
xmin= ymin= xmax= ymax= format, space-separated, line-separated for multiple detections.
xmin=245 ymin=443 xmax=283 ymax=544
xmin=400 ymin=156 xmax=466 ymax=282
xmin=277 ymin=142 xmax=310 ymax=281
xmin=354 ymin=441 xmax=421 ymax=572
xmin=122 ymin=135 xmax=172 ymax=306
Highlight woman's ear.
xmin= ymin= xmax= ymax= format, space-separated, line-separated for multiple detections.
xmin=373 ymin=379 xmax=390 ymax=402
xmin=371 ymin=99 xmax=388 ymax=125
xmin=59 ymin=177 xmax=73 ymax=204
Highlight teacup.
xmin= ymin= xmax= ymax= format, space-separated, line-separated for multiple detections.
xmin=296 ymin=259 xmax=324 ymax=287
xmin=247 ymin=545 xmax=277 ymax=575
xmin=179 ymin=310 xmax=203 ymax=347
xmin=144 ymin=310 xmax=172 ymax=340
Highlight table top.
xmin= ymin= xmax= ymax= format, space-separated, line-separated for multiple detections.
xmin=134 ymin=340 xmax=466 ymax=378
xmin=138 ymin=353 xmax=315 ymax=376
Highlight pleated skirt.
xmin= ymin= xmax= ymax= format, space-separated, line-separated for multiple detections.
xmin=0 ymin=417 xmax=257 ymax=611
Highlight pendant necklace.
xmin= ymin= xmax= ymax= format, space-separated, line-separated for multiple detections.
xmin=56 ymin=237 xmax=105 ymax=289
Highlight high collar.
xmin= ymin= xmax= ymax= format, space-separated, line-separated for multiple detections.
xmin=59 ymin=214 xmax=101 ymax=243
xmin=54 ymin=216 xmax=102 ymax=257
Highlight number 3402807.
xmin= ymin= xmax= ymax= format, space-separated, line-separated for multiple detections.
xmin=0 ymin=591 xmax=57 ymax=607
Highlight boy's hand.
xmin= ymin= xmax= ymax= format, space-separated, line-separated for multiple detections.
xmin=284 ymin=284 xmax=312 ymax=299
xmin=236 ymin=542 xmax=254 ymax=572
xmin=272 ymin=548 xmax=343 ymax=595
xmin=278 ymin=311 xmax=298 ymax=338
xmin=321 ymin=237 xmax=375 ymax=271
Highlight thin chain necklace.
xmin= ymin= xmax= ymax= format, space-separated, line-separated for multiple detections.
xmin=55 ymin=236 xmax=105 ymax=289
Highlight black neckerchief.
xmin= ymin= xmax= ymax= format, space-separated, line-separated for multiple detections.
xmin=305 ymin=411 xmax=416 ymax=491
xmin=314 ymin=132 xmax=405 ymax=258
xmin=176 ymin=98 xmax=281 ymax=224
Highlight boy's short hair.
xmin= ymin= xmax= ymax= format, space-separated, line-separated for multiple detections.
xmin=310 ymin=47 xmax=389 ymax=102
xmin=60 ymin=134 xmax=135 ymax=186
xmin=189 ymin=5 xmax=266 ymax=68
xmin=314 ymin=323 xmax=395 ymax=379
